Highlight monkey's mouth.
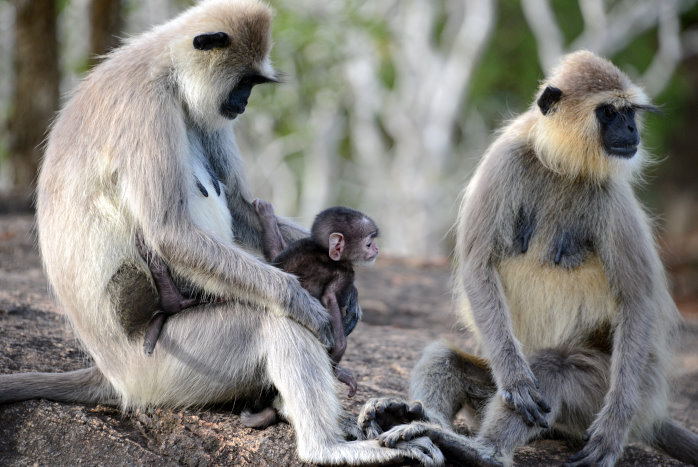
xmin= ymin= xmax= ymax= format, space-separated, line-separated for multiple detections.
xmin=606 ymin=145 xmax=637 ymax=158
xmin=219 ymin=106 xmax=242 ymax=120
xmin=219 ymin=98 xmax=246 ymax=120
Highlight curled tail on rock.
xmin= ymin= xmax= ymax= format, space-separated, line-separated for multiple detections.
xmin=0 ymin=367 xmax=117 ymax=405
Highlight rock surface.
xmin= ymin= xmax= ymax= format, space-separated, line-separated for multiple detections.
xmin=1 ymin=213 xmax=696 ymax=466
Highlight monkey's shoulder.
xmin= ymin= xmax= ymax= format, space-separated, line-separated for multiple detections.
xmin=273 ymin=239 xmax=354 ymax=295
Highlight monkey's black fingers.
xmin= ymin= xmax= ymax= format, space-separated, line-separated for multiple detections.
xmin=535 ymin=394 xmax=552 ymax=413
xmin=527 ymin=388 xmax=551 ymax=427
xmin=563 ymin=431 xmax=618 ymax=467
xmin=407 ymin=400 xmax=425 ymax=421
xmin=387 ymin=400 xmax=407 ymax=418
xmin=519 ymin=404 xmax=536 ymax=426
xmin=502 ymin=382 xmax=550 ymax=428
xmin=563 ymin=450 xmax=587 ymax=465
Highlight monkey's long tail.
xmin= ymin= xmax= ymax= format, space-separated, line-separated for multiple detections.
xmin=0 ymin=367 xmax=117 ymax=405
xmin=652 ymin=418 xmax=698 ymax=465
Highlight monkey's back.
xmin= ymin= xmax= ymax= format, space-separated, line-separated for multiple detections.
xmin=272 ymin=238 xmax=355 ymax=303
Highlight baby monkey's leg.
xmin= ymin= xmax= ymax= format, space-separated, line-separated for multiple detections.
xmin=253 ymin=199 xmax=287 ymax=262
xmin=335 ymin=365 xmax=357 ymax=398
xmin=135 ymin=231 xmax=202 ymax=355
xmin=322 ymin=291 xmax=357 ymax=397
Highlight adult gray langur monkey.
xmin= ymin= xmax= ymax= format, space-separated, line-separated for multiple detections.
xmin=360 ymin=51 xmax=698 ymax=466
xmin=0 ymin=0 xmax=443 ymax=464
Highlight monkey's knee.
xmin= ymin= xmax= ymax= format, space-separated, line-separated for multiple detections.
xmin=525 ymin=348 xmax=609 ymax=433
xmin=411 ymin=341 xmax=495 ymax=427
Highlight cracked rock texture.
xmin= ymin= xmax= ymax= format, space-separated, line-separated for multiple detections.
xmin=1 ymin=213 xmax=696 ymax=466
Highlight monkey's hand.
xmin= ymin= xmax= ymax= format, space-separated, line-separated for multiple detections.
xmin=287 ymin=284 xmax=335 ymax=349
xmin=358 ymin=397 xmax=426 ymax=439
xmin=377 ymin=422 xmax=502 ymax=467
xmin=252 ymin=198 xmax=275 ymax=221
xmin=563 ymin=422 xmax=623 ymax=467
xmin=499 ymin=372 xmax=551 ymax=428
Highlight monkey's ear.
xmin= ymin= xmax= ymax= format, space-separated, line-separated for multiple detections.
xmin=193 ymin=32 xmax=231 ymax=51
xmin=537 ymin=86 xmax=563 ymax=116
xmin=328 ymin=233 xmax=344 ymax=261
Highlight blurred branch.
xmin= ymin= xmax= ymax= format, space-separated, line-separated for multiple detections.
xmin=642 ymin=0 xmax=683 ymax=97
xmin=340 ymin=0 xmax=495 ymax=256
xmin=521 ymin=0 xmax=564 ymax=72
xmin=684 ymin=27 xmax=698 ymax=57
xmin=521 ymin=0 xmax=693 ymax=99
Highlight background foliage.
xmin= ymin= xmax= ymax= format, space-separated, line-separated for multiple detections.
xmin=1 ymin=1 xmax=697 ymax=294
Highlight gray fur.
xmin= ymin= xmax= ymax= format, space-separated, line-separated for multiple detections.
xmin=407 ymin=51 xmax=694 ymax=466
xmin=0 ymin=1 xmax=442 ymax=464
xmin=0 ymin=368 xmax=118 ymax=405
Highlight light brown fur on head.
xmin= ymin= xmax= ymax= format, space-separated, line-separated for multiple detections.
xmin=528 ymin=50 xmax=652 ymax=183
xmin=168 ymin=0 xmax=275 ymax=128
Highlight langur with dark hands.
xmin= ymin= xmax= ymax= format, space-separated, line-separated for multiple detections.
xmin=359 ymin=51 xmax=698 ymax=467
xmin=0 ymin=1 xmax=443 ymax=464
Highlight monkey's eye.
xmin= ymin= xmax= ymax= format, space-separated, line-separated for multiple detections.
xmin=193 ymin=32 xmax=230 ymax=51
xmin=596 ymin=104 xmax=618 ymax=124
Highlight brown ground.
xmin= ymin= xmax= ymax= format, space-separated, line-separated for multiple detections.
xmin=0 ymin=213 xmax=696 ymax=466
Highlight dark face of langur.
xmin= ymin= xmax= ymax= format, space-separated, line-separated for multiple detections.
xmin=595 ymin=104 xmax=640 ymax=158
xmin=537 ymin=86 xmax=655 ymax=160
xmin=192 ymin=31 xmax=275 ymax=120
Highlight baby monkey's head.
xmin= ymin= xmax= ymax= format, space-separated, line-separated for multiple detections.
xmin=311 ymin=206 xmax=379 ymax=265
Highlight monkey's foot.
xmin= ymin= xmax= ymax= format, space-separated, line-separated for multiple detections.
xmin=252 ymin=198 xmax=275 ymax=221
xmin=334 ymin=365 xmax=357 ymax=398
xmin=357 ymin=397 xmax=426 ymax=439
xmin=240 ymin=407 xmax=279 ymax=429
xmin=563 ymin=428 xmax=621 ymax=467
xmin=379 ymin=422 xmax=503 ymax=467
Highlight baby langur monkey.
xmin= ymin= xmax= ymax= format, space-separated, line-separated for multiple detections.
xmin=253 ymin=201 xmax=379 ymax=396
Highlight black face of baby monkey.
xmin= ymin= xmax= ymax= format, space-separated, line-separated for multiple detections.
xmin=595 ymin=104 xmax=639 ymax=158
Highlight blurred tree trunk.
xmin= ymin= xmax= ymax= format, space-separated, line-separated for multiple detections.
xmin=8 ymin=0 xmax=59 ymax=191
xmin=657 ymin=55 xmax=698 ymax=308
xmin=89 ymin=0 xmax=123 ymax=67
